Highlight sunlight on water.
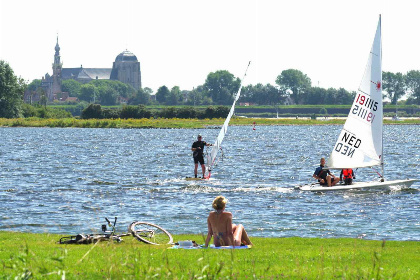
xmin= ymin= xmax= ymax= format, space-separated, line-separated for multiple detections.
xmin=0 ymin=125 xmax=419 ymax=240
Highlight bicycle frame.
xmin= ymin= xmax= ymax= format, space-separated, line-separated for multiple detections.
xmin=59 ymin=218 xmax=173 ymax=245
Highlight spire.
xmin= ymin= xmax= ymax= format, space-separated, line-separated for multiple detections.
xmin=53 ymin=34 xmax=62 ymax=71
xmin=55 ymin=34 xmax=60 ymax=53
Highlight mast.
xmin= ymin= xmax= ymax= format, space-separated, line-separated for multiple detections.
xmin=205 ymin=61 xmax=251 ymax=179
xmin=379 ymin=14 xmax=384 ymax=181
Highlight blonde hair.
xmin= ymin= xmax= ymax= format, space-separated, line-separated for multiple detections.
xmin=212 ymin=196 xmax=227 ymax=210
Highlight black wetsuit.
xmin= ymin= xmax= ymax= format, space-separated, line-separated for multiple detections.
xmin=314 ymin=165 xmax=331 ymax=185
xmin=192 ymin=141 xmax=207 ymax=165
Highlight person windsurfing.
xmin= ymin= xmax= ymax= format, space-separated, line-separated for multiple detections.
xmin=191 ymin=134 xmax=212 ymax=178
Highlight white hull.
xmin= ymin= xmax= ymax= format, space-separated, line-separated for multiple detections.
xmin=296 ymin=179 xmax=418 ymax=192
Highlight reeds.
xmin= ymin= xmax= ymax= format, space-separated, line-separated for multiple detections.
xmin=0 ymin=117 xmax=418 ymax=129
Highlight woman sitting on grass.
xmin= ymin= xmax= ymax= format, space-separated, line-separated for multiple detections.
xmin=205 ymin=196 xmax=253 ymax=247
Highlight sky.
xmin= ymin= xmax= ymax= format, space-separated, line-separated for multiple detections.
xmin=1 ymin=0 xmax=420 ymax=93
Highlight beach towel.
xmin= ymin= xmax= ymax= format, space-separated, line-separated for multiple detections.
xmin=170 ymin=244 xmax=251 ymax=249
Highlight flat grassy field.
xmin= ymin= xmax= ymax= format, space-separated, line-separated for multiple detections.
xmin=0 ymin=117 xmax=418 ymax=128
xmin=0 ymin=232 xmax=418 ymax=279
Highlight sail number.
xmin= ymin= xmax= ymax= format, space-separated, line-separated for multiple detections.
xmin=334 ymin=132 xmax=361 ymax=158
xmin=352 ymin=93 xmax=378 ymax=123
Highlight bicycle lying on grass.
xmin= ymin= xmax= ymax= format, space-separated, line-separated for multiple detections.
xmin=59 ymin=217 xmax=173 ymax=245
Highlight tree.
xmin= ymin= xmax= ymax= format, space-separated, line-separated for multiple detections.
xmin=382 ymin=71 xmax=405 ymax=105
xmin=405 ymin=70 xmax=420 ymax=105
xmin=81 ymin=104 xmax=102 ymax=119
xmin=335 ymin=88 xmax=354 ymax=105
xmin=27 ymin=79 xmax=42 ymax=92
xmin=128 ymin=88 xmax=151 ymax=105
xmin=166 ymin=86 xmax=183 ymax=105
xmin=156 ymin=86 xmax=170 ymax=104
xmin=62 ymin=79 xmax=81 ymax=97
xmin=26 ymin=79 xmax=42 ymax=104
xmin=89 ymin=80 xmax=134 ymax=98
xmin=240 ymin=83 xmax=283 ymax=105
xmin=143 ymin=87 xmax=153 ymax=95
xmin=302 ymin=87 xmax=328 ymax=104
xmin=204 ymin=70 xmax=240 ymax=105
xmin=80 ymin=84 xmax=97 ymax=102
xmin=38 ymin=88 xmax=47 ymax=108
xmin=176 ymin=106 xmax=197 ymax=118
xmin=99 ymin=87 xmax=118 ymax=105
xmin=0 ymin=60 xmax=25 ymax=118
xmin=275 ymin=69 xmax=311 ymax=104
xmin=185 ymin=86 xmax=207 ymax=105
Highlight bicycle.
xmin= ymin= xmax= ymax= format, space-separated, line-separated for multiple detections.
xmin=59 ymin=217 xmax=173 ymax=245
xmin=129 ymin=221 xmax=173 ymax=245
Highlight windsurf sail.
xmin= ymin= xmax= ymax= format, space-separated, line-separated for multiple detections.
xmin=327 ymin=16 xmax=383 ymax=170
xmin=205 ymin=61 xmax=251 ymax=179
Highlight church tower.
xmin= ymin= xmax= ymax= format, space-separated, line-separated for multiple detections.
xmin=110 ymin=50 xmax=141 ymax=90
xmin=51 ymin=36 xmax=63 ymax=100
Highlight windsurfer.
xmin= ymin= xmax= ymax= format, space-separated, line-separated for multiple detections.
xmin=205 ymin=196 xmax=252 ymax=247
xmin=313 ymin=157 xmax=339 ymax=187
xmin=191 ymin=134 xmax=212 ymax=178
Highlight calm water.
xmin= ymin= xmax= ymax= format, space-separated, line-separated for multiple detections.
xmin=0 ymin=125 xmax=419 ymax=241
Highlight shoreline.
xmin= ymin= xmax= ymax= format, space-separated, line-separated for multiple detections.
xmin=0 ymin=117 xmax=419 ymax=129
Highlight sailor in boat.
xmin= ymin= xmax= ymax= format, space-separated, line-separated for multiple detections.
xmin=205 ymin=196 xmax=253 ymax=247
xmin=191 ymin=134 xmax=212 ymax=178
xmin=313 ymin=157 xmax=339 ymax=187
xmin=340 ymin=168 xmax=355 ymax=185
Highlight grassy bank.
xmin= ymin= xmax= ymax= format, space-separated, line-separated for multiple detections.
xmin=0 ymin=232 xmax=418 ymax=279
xmin=0 ymin=117 xmax=419 ymax=129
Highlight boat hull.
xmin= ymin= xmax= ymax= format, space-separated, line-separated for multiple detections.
xmin=296 ymin=179 xmax=418 ymax=192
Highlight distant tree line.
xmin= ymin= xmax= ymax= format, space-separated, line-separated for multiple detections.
xmin=64 ymin=69 xmax=420 ymax=107
xmin=80 ymin=104 xmax=229 ymax=120
xmin=21 ymin=103 xmax=73 ymax=118
xmin=382 ymin=71 xmax=420 ymax=105
xmin=1 ymin=59 xmax=420 ymax=118
xmin=25 ymin=67 xmax=420 ymax=108
xmin=150 ymin=69 xmax=420 ymax=106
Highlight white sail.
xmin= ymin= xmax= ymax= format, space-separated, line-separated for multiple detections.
xmin=328 ymin=17 xmax=383 ymax=169
xmin=206 ymin=62 xmax=251 ymax=178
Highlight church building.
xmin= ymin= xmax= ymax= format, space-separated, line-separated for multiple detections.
xmin=25 ymin=37 xmax=141 ymax=103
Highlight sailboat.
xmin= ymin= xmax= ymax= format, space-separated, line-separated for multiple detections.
xmin=298 ymin=16 xmax=417 ymax=191
xmin=185 ymin=62 xmax=251 ymax=181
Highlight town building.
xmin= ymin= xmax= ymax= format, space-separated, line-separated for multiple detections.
xmin=24 ymin=37 xmax=141 ymax=103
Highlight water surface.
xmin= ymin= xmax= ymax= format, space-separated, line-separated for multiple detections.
xmin=0 ymin=125 xmax=418 ymax=240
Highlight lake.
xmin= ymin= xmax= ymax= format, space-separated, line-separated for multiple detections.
xmin=0 ymin=125 xmax=419 ymax=241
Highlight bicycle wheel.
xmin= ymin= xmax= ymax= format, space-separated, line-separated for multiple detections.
xmin=129 ymin=222 xmax=173 ymax=245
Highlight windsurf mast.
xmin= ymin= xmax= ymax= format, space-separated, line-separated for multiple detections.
xmin=205 ymin=61 xmax=251 ymax=179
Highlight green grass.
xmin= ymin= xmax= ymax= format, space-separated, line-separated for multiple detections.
xmin=0 ymin=117 xmax=419 ymax=128
xmin=0 ymin=232 xmax=418 ymax=279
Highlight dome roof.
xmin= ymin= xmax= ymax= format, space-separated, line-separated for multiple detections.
xmin=115 ymin=50 xmax=138 ymax=62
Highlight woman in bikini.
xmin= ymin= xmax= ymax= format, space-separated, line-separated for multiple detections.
xmin=205 ymin=196 xmax=253 ymax=247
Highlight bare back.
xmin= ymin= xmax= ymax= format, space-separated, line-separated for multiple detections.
xmin=207 ymin=211 xmax=234 ymax=246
